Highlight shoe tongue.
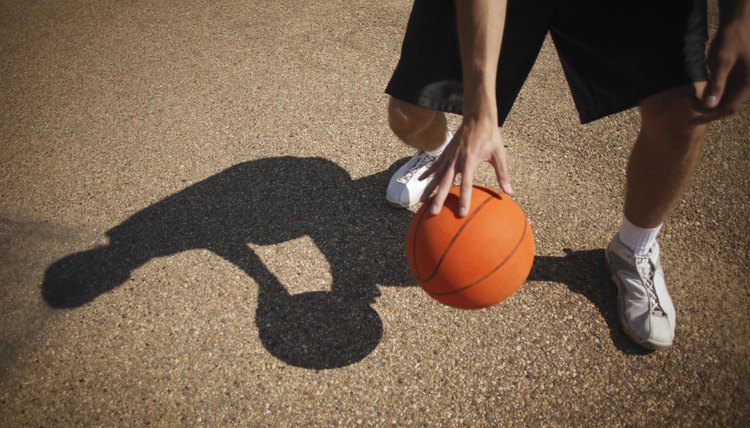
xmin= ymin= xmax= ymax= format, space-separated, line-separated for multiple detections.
xmin=637 ymin=260 xmax=665 ymax=315
xmin=638 ymin=264 xmax=650 ymax=277
xmin=636 ymin=257 xmax=653 ymax=279
xmin=410 ymin=153 xmax=433 ymax=172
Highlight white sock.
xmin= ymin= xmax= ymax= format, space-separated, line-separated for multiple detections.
xmin=425 ymin=130 xmax=452 ymax=157
xmin=618 ymin=216 xmax=662 ymax=256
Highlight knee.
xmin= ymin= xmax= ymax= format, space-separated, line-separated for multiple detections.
xmin=387 ymin=97 xmax=437 ymax=139
xmin=639 ymin=86 xmax=708 ymax=150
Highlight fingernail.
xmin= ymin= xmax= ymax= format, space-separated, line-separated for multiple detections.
xmin=504 ymin=182 xmax=514 ymax=194
xmin=458 ymin=207 xmax=468 ymax=217
xmin=705 ymin=94 xmax=718 ymax=108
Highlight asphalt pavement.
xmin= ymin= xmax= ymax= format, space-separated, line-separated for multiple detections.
xmin=1 ymin=0 xmax=748 ymax=425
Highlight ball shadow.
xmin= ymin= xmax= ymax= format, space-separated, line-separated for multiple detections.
xmin=42 ymin=156 xmax=414 ymax=369
xmin=257 ymin=291 xmax=382 ymax=369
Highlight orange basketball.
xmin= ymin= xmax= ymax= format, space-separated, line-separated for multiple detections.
xmin=406 ymin=185 xmax=534 ymax=309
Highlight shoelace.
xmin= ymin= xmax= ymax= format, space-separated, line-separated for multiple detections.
xmin=635 ymin=255 xmax=665 ymax=316
xmin=397 ymin=151 xmax=437 ymax=183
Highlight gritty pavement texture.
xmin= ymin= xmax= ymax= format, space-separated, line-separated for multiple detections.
xmin=1 ymin=0 xmax=749 ymax=426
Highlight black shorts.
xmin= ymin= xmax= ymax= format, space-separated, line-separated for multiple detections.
xmin=385 ymin=0 xmax=709 ymax=125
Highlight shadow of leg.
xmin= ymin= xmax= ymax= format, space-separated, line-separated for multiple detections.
xmin=529 ymin=249 xmax=653 ymax=355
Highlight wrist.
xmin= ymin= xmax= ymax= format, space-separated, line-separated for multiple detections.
xmin=462 ymin=88 xmax=498 ymax=123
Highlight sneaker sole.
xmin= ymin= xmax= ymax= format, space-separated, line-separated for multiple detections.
xmin=385 ymin=198 xmax=416 ymax=209
xmin=604 ymin=250 xmax=672 ymax=351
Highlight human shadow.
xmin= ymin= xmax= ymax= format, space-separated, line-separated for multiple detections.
xmin=42 ymin=156 xmax=415 ymax=369
xmin=529 ymin=249 xmax=653 ymax=355
xmin=42 ymin=161 xmax=649 ymax=367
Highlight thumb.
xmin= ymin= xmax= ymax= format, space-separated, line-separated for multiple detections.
xmin=703 ymin=50 xmax=732 ymax=110
xmin=703 ymin=81 xmax=722 ymax=109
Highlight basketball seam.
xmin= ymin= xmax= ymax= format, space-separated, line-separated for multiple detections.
xmin=428 ymin=220 xmax=530 ymax=297
xmin=412 ymin=194 xmax=494 ymax=282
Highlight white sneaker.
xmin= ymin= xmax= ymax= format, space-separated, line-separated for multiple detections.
xmin=605 ymin=234 xmax=676 ymax=350
xmin=385 ymin=150 xmax=441 ymax=208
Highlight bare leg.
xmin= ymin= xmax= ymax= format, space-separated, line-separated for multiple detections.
xmin=388 ymin=97 xmax=449 ymax=152
xmin=625 ymin=83 xmax=709 ymax=228
xmin=605 ymin=84 xmax=709 ymax=350
xmin=385 ymin=97 xmax=451 ymax=207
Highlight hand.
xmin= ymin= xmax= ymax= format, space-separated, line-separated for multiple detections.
xmin=419 ymin=115 xmax=513 ymax=217
xmin=692 ymin=12 xmax=750 ymax=123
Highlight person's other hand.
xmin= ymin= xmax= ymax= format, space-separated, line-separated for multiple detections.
xmin=692 ymin=10 xmax=750 ymax=123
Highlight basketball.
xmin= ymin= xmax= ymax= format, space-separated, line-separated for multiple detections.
xmin=406 ymin=185 xmax=534 ymax=309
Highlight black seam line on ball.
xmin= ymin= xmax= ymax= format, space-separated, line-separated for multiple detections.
xmin=417 ymin=194 xmax=493 ymax=283
xmin=428 ymin=220 xmax=528 ymax=297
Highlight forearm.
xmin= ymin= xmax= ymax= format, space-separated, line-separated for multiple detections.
xmin=455 ymin=0 xmax=508 ymax=123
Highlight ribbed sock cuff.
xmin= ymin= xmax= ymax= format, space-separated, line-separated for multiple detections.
xmin=425 ymin=130 xmax=452 ymax=157
xmin=619 ymin=216 xmax=662 ymax=256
